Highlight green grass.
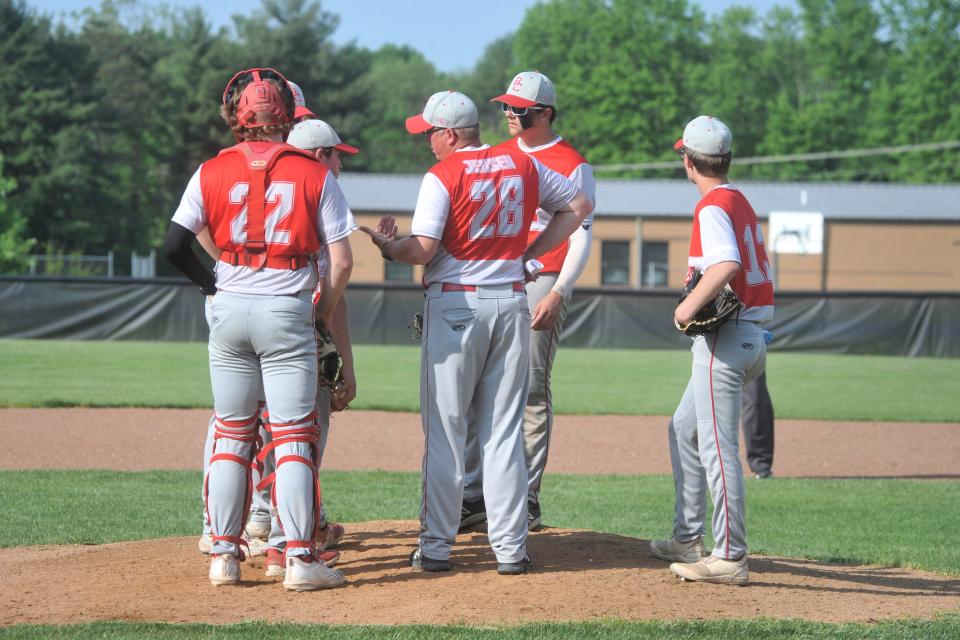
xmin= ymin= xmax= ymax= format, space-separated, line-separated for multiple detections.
xmin=2 ymin=470 xmax=958 ymax=575
xmin=2 ymin=339 xmax=959 ymax=421
xmin=2 ymin=618 xmax=959 ymax=639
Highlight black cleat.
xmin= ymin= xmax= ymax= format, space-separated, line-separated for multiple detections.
xmin=409 ymin=548 xmax=451 ymax=572
xmin=527 ymin=500 xmax=542 ymax=531
xmin=458 ymin=497 xmax=487 ymax=531
xmin=497 ymin=555 xmax=532 ymax=575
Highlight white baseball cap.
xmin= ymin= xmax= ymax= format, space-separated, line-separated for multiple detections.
xmin=405 ymin=91 xmax=479 ymax=134
xmin=674 ymin=115 xmax=732 ymax=155
xmin=492 ymin=71 xmax=556 ymax=108
xmin=286 ymin=80 xmax=315 ymax=120
xmin=287 ymin=119 xmax=359 ymax=154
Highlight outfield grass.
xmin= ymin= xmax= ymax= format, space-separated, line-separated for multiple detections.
xmin=2 ymin=470 xmax=958 ymax=575
xmin=3 ymin=339 xmax=958 ymax=421
xmin=2 ymin=618 xmax=959 ymax=640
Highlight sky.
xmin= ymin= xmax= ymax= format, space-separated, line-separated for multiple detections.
xmin=28 ymin=0 xmax=794 ymax=73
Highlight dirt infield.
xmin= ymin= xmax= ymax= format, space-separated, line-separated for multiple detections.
xmin=2 ymin=408 xmax=959 ymax=626
xmin=4 ymin=522 xmax=959 ymax=626
xmin=3 ymin=408 xmax=959 ymax=477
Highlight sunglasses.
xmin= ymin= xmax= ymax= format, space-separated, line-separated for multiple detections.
xmin=423 ymin=127 xmax=445 ymax=139
xmin=500 ymin=103 xmax=546 ymax=117
xmin=222 ymin=67 xmax=291 ymax=107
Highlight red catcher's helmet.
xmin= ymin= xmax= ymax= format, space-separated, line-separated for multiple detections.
xmin=222 ymin=68 xmax=294 ymax=128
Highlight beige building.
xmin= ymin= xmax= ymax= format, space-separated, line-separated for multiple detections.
xmin=339 ymin=175 xmax=960 ymax=292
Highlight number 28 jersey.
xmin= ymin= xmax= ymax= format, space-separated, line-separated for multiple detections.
xmin=688 ymin=184 xmax=775 ymax=323
xmin=411 ymin=144 xmax=578 ymax=286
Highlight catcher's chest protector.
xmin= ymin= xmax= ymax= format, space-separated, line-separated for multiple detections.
xmin=206 ymin=141 xmax=325 ymax=270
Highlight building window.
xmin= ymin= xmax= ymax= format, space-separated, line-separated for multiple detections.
xmin=641 ymin=241 xmax=669 ymax=288
xmin=601 ymin=240 xmax=630 ymax=285
xmin=384 ymin=260 xmax=414 ymax=282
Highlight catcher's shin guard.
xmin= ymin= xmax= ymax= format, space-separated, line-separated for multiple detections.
xmin=255 ymin=411 xmax=323 ymax=561
xmin=204 ymin=412 xmax=263 ymax=557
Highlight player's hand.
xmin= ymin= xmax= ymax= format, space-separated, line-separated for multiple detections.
xmin=531 ymin=290 xmax=564 ymax=331
xmin=331 ymin=368 xmax=356 ymax=412
xmin=674 ymin=299 xmax=696 ymax=327
xmin=359 ymin=225 xmax=391 ymax=249
xmin=376 ymin=216 xmax=398 ymax=240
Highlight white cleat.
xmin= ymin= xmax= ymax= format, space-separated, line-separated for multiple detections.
xmin=209 ymin=554 xmax=240 ymax=586
xmin=198 ymin=533 xmax=213 ymax=555
xmin=649 ymin=536 xmax=707 ymax=563
xmin=670 ymin=555 xmax=749 ymax=586
xmin=245 ymin=520 xmax=271 ymax=541
xmin=243 ymin=533 xmax=269 ymax=557
xmin=283 ymin=555 xmax=346 ymax=591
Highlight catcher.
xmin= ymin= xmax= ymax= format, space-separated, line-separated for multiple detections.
xmin=649 ymin=116 xmax=774 ymax=586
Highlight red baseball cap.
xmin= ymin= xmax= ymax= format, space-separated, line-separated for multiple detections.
xmin=491 ymin=71 xmax=557 ymax=108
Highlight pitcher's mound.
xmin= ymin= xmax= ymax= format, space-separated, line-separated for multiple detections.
xmin=3 ymin=520 xmax=958 ymax=626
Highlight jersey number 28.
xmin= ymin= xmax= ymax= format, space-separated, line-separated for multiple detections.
xmin=469 ymin=176 xmax=524 ymax=240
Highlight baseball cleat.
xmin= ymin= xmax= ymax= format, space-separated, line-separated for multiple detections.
xmin=266 ymin=547 xmax=340 ymax=577
xmin=209 ymin=554 xmax=240 ymax=586
xmin=316 ymin=522 xmax=345 ymax=550
xmin=409 ymin=548 xmax=451 ymax=572
xmin=497 ymin=555 xmax=532 ymax=576
xmin=243 ymin=533 xmax=269 ymax=557
xmin=198 ymin=533 xmax=213 ymax=555
xmin=670 ymin=555 xmax=749 ymax=585
xmin=244 ymin=519 xmax=271 ymax=541
xmin=283 ymin=554 xmax=346 ymax=591
xmin=527 ymin=500 xmax=542 ymax=531
xmin=649 ymin=535 xmax=707 ymax=563
xmin=458 ymin=497 xmax=487 ymax=531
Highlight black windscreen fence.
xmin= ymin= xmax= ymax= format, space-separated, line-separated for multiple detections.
xmin=1 ymin=277 xmax=957 ymax=357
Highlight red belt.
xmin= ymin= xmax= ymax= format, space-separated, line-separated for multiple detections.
xmin=219 ymin=250 xmax=310 ymax=270
xmin=441 ymin=283 xmax=525 ymax=293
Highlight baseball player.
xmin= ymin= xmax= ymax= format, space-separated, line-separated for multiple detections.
xmin=195 ymin=110 xmax=359 ymax=578
xmin=649 ymin=116 xmax=774 ymax=585
xmin=462 ymin=71 xmax=596 ymax=532
xmin=164 ymin=67 xmax=350 ymax=591
xmin=360 ymin=91 xmax=593 ymax=574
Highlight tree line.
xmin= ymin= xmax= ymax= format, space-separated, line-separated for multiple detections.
xmin=1 ymin=0 xmax=957 ymax=273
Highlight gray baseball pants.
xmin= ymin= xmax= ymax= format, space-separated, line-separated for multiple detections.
xmin=668 ymin=320 xmax=766 ymax=560
xmin=419 ymin=283 xmax=530 ymax=564
xmin=204 ymin=290 xmax=318 ymax=558
xmin=463 ymin=273 xmax=568 ymax=505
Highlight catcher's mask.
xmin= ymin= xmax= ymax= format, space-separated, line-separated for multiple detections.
xmin=222 ymin=68 xmax=295 ymax=130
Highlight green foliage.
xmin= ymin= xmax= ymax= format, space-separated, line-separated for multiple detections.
xmin=3 ymin=0 xmax=960 ymax=264
xmin=0 ymin=153 xmax=35 ymax=273
xmin=1 ymin=341 xmax=959 ymax=422
xmin=2 ymin=470 xmax=959 ymax=575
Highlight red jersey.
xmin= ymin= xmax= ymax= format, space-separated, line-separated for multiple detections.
xmin=201 ymin=141 xmax=326 ymax=264
xmin=688 ymin=185 xmax=774 ymax=323
xmin=503 ymin=137 xmax=590 ymax=273
xmin=418 ymin=145 xmax=541 ymax=285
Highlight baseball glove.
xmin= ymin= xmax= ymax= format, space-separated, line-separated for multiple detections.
xmin=674 ymin=270 xmax=742 ymax=336
xmin=315 ymin=320 xmax=343 ymax=386
xmin=408 ymin=312 xmax=424 ymax=340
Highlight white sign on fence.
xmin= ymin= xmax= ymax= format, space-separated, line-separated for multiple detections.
xmin=768 ymin=211 xmax=824 ymax=255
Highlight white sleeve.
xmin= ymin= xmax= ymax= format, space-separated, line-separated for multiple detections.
xmin=568 ymin=163 xmax=596 ymax=226
xmin=552 ymin=224 xmax=592 ymax=299
xmin=318 ymin=172 xmax=358 ymax=244
xmin=410 ymin=173 xmax=450 ymax=239
xmin=533 ymin=157 xmax=578 ymax=213
xmin=699 ymin=205 xmax=741 ymax=268
xmin=170 ymin=167 xmax=206 ymax=233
